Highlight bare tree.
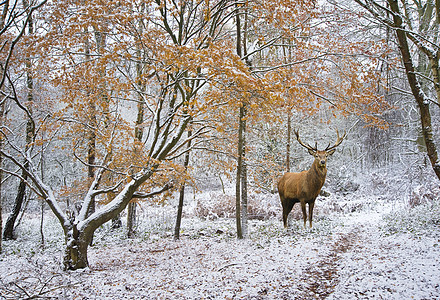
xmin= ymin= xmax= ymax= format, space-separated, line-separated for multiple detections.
xmin=3 ymin=0 xmax=37 ymax=241
xmin=353 ymin=0 xmax=440 ymax=180
xmin=0 ymin=0 xmax=7 ymax=252
xmin=0 ymin=0 xmax=47 ymax=248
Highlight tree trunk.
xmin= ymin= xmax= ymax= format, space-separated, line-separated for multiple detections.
xmin=111 ymin=214 xmax=122 ymax=229
xmin=174 ymin=184 xmax=185 ymax=240
xmin=107 ymin=191 xmax=122 ymax=229
xmin=40 ymin=201 xmax=45 ymax=247
xmin=128 ymin=8 xmax=146 ymax=238
xmin=174 ymin=131 xmax=192 ymax=240
xmin=0 ymin=1 xmax=7 ymax=253
xmin=127 ymin=83 xmax=143 ymax=237
xmin=62 ymin=171 xmax=155 ymax=270
xmin=63 ymin=223 xmax=91 ymax=270
xmin=83 ymin=22 xmax=96 ymax=245
xmin=236 ymin=104 xmax=245 ymax=239
xmin=286 ymin=111 xmax=291 ymax=172
xmin=240 ymin=104 xmax=248 ymax=238
xmin=3 ymin=2 xmax=34 ymax=240
xmin=429 ymin=55 xmax=440 ymax=105
xmin=63 ymin=169 xmax=158 ymax=270
xmin=127 ymin=202 xmax=136 ymax=238
xmin=3 ymin=180 xmax=27 ymax=240
xmin=388 ymin=0 xmax=440 ymax=180
xmin=0 ymin=122 xmax=2 ymax=251
xmin=0 ymin=168 xmax=2 ymax=252
xmin=234 ymin=1 xmax=246 ymax=239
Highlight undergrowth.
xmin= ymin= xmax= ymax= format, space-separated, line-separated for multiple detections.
xmin=382 ymin=200 xmax=440 ymax=238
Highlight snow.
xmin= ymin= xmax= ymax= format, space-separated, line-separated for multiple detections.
xmin=1 ymin=193 xmax=440 ymax=299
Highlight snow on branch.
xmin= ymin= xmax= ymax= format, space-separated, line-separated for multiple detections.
xmin=406 ymin=33 xmax=439 ymax=57
xmin=0 ymin=143 xmax=45 ymax=196
xmin=0 ymin=0 xmax=48 ymax=89
xmin=153 ymin=113 xmax=192 ymax=161
xmin=166 ymin=126 xmax=210 ymax=160
xmin=77 ymin=168 xmax=157 ymax=232
xmin=131 ymin=182 xmax=174 ymax=199
xmin=251 ymin=54 xmax=328 ymax=74
xmin=0 ymin=146 xmax=68 ymax=227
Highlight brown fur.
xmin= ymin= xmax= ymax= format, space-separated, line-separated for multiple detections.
xmin=278 ymin=150 xmax=334 ymax=228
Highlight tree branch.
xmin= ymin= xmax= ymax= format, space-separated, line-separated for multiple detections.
xmin=131 ymin=182 xmax=173 ymax=199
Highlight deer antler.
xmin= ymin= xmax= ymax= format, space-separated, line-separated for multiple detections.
xmin=325 ymin=129 xmax=347 ymax=152
xmin=294 ymin=129 xmax=317 ymax=152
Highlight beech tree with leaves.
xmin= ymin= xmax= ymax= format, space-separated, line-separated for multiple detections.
xmin=0 ymin=0 xmax=286 ymax=269
xmin=0 ymin=0 xmax=397 ymax=269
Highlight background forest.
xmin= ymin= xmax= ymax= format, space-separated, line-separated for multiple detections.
xmin=0 ymin=0 xmax=440 ymax=298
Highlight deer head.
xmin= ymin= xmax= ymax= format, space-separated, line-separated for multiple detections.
xmin=293 ymin=129 xmax=346 ymax=168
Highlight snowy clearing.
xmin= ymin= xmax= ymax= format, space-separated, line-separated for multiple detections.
xmin=1 ymin=195 xmax=440 ymax=299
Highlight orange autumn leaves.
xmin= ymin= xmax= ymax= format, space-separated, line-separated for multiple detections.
xmin=8 ymin=0 xmax=393 ymax=201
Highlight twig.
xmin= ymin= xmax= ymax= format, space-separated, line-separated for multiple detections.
xmin=148 ymin=246 xmax=180 ymax=253
xmin=218 ymin=263 xmax=240 ymax=272
xmin=24 ymin=282 xmax=81 ymax=300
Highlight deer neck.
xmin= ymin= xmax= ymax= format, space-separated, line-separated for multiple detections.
xmin=310 ymin=160 xmax=327 ymax=184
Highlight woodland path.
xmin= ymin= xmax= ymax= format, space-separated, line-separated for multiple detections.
xmin=293 ymin=223 xmax=362 ymax=299
xmin=294 ymin=210 xmax=440 ymax=300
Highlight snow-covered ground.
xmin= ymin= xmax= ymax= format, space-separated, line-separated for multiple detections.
xmin=1 ymin=193 xmax=440 ymax=299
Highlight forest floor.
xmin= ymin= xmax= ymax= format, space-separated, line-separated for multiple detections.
xmin=1 ymin=195 xmax=440 ymax=299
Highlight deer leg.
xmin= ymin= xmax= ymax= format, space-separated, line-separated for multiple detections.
xmin=300 ymin=201 xmax=307 ymax=228
xmin=282 ymin=198 xmax=295 ymax=228
xmin=308 ymin=201 xmax=315 ymax=228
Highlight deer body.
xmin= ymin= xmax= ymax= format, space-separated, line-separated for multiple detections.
xmin=279 ymin=130 xmax=345 ymax=228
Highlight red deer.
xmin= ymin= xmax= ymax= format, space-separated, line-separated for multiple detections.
xmin=278 ymin=129 xmax=346 ymax=228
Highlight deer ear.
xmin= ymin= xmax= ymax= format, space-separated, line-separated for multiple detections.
xmin=327 ymin=149 xmax=336 ymax=156
xmin=308 ymin=149 xmax=316 ymax=156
